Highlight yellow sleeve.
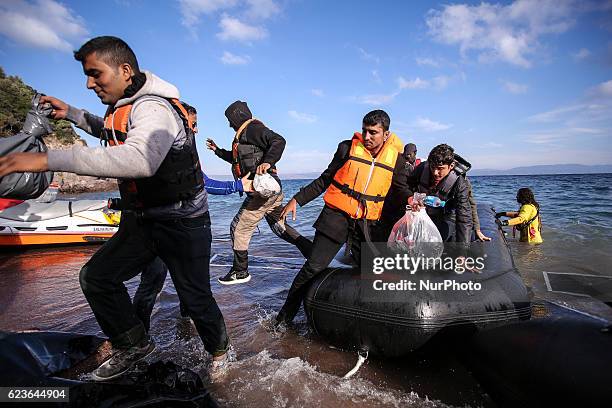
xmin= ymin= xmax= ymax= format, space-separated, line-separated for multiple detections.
xmin=507 ymin=205 xmax=533 ymax=226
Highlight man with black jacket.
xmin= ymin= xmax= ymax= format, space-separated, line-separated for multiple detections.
xmin=207 ymin=101 xmax=312 ymax=285
xmin=408 ymin=144 xmax=472 ymax=243
xmin=276 ymin=110 xmax=412 ymax=325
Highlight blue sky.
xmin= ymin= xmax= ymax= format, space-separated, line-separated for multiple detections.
xmin=1 ymin=0 xmax=611 ymax=175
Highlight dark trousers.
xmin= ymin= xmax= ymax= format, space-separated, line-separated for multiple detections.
xmin=79 ymin=212 xmax=228 ymax=355
xmin=278 ymin=225 xmax=364 ymax=323
xmin=132 ymin=258 xmax=188 ymax=332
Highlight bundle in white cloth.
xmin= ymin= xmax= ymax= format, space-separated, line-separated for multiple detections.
xmin=253 ymin=173 xmax=281 ymax=197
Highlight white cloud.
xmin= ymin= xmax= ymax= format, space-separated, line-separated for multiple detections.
xmin=571 ymin=47 xmax=591 ymax=61
xmin=426 ymin=0 xmax=577 ymax=67
xmin=416 ymin=57 xmax=441 ymax=67
xmin=178 ymin=0 xmax=278 ymax=38
xmin=397 ymin=75 xmax=450 ymax=90
xmin=220 ymin=50 xmax=251 ymax=65
xmin=524 ymin=127 xmax=608 ymax=145
xmin=398 ymin=76 xmax=430 ymax=90
xmin=502 ymin=80 xmax=528 ymax=94
xmin=432 ymin=75 xmax=451 ymax=90
xmin=245 ymin=0 xmax=280 ymax=19
xmin=311 ymin=89 xmax=325 ymax=97
xmin=0 ymin=0 xmax=88 ymax=52
xmin=288 ymin=110 xmax=318 ymax=124
xmin=588 ymin=79 xmax=612 ymax=99
xmin=356 ymin=92 xmax=399 ymax=106
xmin=413 ymin=117 xmax=452 ymax=132
xmin=178 ymin=0 xmax=237 ymax=32
xmin=217 ymin=14 xmax=268 ymax=42
xmin=357 ymin=47 xmax=380 ymax=64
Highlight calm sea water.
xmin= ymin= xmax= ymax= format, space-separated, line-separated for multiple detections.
xmin=1 ymin=174 xmax=611 ymax=407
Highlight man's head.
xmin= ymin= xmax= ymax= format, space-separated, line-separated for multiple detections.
xmin=428 ymin=144 xmax=455 ymax=185
xmin=404 ymin=143 xmax=417 ymax=164
xmin=74 ymin=36 xmax=140 ymax=105
xmin=182 ymin=102 xmax=198 ymax=133
xmin=362 ymin=110 xmax=390 ymax=154
xmin=225 ymin=101 xmax=252 ymax=131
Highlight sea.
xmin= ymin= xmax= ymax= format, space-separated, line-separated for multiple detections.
xmin=1 ymin=173 xmax=611 ymax=407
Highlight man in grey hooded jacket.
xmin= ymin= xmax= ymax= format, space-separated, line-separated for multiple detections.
xmin=0 ymin=36 xmax=229 ymax=381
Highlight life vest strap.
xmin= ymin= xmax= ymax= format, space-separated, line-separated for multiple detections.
xmin=348 ymin=155 xmax=395 ymax=172
xmin=331 ymin=179 xmax=386 ymax=203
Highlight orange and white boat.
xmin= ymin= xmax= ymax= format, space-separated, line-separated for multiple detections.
xmin=0 ymin=199 xmax=119 ymax=246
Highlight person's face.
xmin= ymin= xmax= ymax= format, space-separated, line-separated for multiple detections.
xmin=406 ymin=151 xmax=416 ymax=164
xmin=82 ymin=52 xmax=133 ymax=105
xmin=430 ymin=163 xmax=454 ymax=184
xmin=362 ymin=123 xmax=389 ymax=154
xmin=189 ymin=112 xmax=198 ymax=133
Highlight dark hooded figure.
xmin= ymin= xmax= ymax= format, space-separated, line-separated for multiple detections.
xmin=206 ymin=101 xmax=312 ymax=285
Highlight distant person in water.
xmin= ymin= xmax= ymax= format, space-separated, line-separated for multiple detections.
xmin=496 ymin=188 xmax=543 ymax=244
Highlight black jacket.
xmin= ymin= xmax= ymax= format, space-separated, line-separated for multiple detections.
xmin=408 ymin=162 xmax=472 ymax=244
xmin=294 ymin=140 xmax=412 ymax=243
xmin=216 ymin=101 xmax=286 ymax=180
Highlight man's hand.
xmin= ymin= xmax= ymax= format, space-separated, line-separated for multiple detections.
xmin=495 ymin=211 xmax=506 ymax=218
xmin=476 ymin=229 xmax=491 ymax=241
xmin=256 ymin=162 xmax=271 ymax=175
xmin=39 ymin=95 xmax=69 ymax=120
xmin=281 ymin=198 xmax=298 ymax=221
xmin=206 ymin=138 xmax=218 ymax=152
xmin=0 ymin=152 xmax=49 ymax=177
xmin=240 ymin=172 xmax=253 ymax=192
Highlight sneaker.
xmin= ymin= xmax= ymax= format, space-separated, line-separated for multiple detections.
xmin=218 ymin=270 xmax=251 ymax=285
xmin=209 ymin=346 xmax=236 ymax=381
xmin=91 ymin=337 xmax=156 ymax=381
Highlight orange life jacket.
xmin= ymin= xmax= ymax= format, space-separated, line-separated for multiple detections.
xmin=323 ymin=132 xmax=403 ymax=220
xmin=102 ymin=97 xmax=203 ymax=208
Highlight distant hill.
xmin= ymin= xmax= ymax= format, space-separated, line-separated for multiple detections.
xmin=470 ymin=164 xmax=612 ymax=176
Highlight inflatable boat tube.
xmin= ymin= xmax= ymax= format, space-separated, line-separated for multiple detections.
xmin=0 ymin=331 xmax=218 ymax=407
xmin=463 ymin=306 xmax=612 ymax=407
xmin=304 ymin=204 xmax=531 ymax=357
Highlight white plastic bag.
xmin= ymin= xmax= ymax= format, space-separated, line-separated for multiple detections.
xmin=387 ymin=207 xmax=444 ymax=258
xmin=253 ymin=173 xmax=281 ymax=197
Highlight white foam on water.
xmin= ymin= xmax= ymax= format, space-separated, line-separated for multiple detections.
xmin=211 ymin=350 xmax=450 ymax=408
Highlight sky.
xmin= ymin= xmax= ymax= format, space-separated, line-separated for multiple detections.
xmin=0 ymin=0 xmax=611 ymax=176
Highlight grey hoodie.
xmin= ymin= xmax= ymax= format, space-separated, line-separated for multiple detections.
xmin=47 ymin=71 xmax=208 ymax=218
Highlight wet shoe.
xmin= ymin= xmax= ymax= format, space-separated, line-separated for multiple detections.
xmin=209 ymin=346 xmax=236 ymax=381
xmin=91 ymin=337 xmax=155 ymax=381
xmin=218 ymin=270 xmax=251 ymax=285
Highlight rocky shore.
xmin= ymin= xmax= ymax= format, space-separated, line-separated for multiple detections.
xmin=46 ymin=136 xmax=117 ymax=194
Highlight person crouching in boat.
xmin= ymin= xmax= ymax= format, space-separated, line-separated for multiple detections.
xmin=276 ymin=110 xmax=413 ymax=326
xmin=405 ymin=144 xmax=473 ymax=245
xmin=496 ymin=188 xmax=543 ymax=244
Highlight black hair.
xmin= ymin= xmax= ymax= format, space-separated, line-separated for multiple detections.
xmin=181 ymin=101 xmax=197 ymax=115
xmin=428 ymin=144 xmax=455 ymax=167
xmin=363 ymin=110 xmax=390 ymax=131
xmin=74 ymin=36 xmax=140 ymax=73
xmin=517 ymin=187 xmax=539 ymax=210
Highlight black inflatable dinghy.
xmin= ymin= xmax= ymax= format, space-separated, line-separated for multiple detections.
xmin=304 ymin=204 xmax=531 ymax=356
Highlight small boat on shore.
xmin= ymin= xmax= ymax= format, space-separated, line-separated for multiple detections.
xmin=0 ymin=199 xmax=118 ymax=247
